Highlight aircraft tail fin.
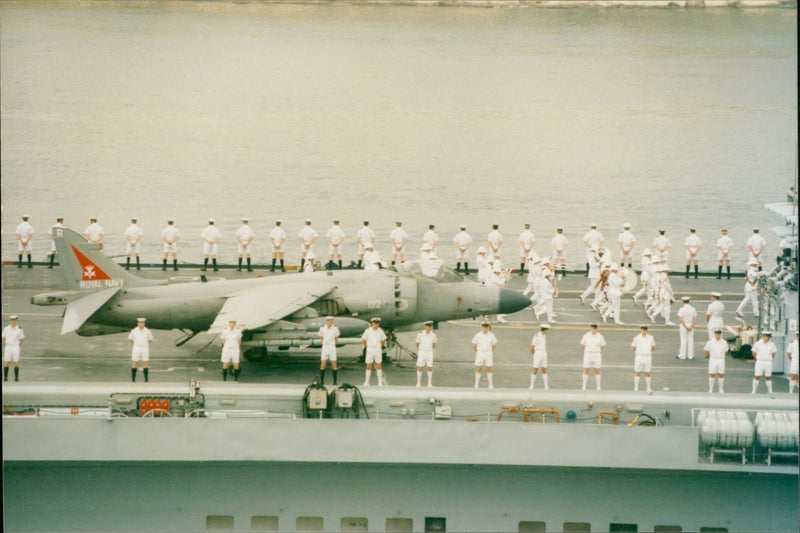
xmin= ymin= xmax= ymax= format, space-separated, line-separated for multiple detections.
xmin=53 ymin=228 xmax=155 ymax=291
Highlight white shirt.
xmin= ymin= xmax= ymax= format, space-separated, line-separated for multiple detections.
xmin=787 ymin=338 xmax=798 ymax=361
xmin=685 ymin=234 xmax=702 ymax=253
xmin=299 ymin=226 xmax=317 ymax=244
xmin=327 ymin=225 xmax=346 ymax=244
xmin=618 ymin=230 xmax=636 ymax=249
xmin=704 ymin=338 xmax=729 ymax=359
xmin=583 ymin=229 xmax=603 ymax=248
xmin=356 ymin=226 xmax=375 ymax=247
xmin=415 ymin=330 xmax=438 ymax=352
xmin=717 ymin=235 xmax=733 ymax=254
xmin=487 ymin=230 xmax=503 ymax=249
xmin=362 ymin=327 xmax=387 ymax=350
xmin=519 ymin=230 xmax=535 ymax=248
xmin=84 ymin=222 xmax=104 ymax=242
xmin=653 ymin=235 xmax=671 ymax=251
xmin=125 ymin=224 xmax=143 ymax=244
xmin=161 ymin=225 xmax=180 ymax=243
xmin=390 ymin=227 xmax=408 ymax=246
xmin=363 ymin=249 xmax=382 ymax=270
xmin=2 ymin=325 xmax=25 ymax=346
xmin=269 ymin=226 xmax=286 ymax=245
xmin=220 ymin=327 xmax=242 ymax=350
xmin=746 ymin=234 xmax=766 ymax=254
xmin=236 ymin=225 xmax=255 ymax=244
xmin=422 ymin=230 xmax=438 ymax=248
xmin=631 ymin=334 xmax=655 ymax=357
xmin=201 ymin=225 xmax=222 ymax=243
xmin=706 ymin=300 xmax=725 ymax=328
xmin=318 ymin=325 xmax=340 ymax=347
xmin=551 ymin=234 xmax=568 ymax=251
xmin=678 ymin=304 xmax=697 ymax=326
xmin=751 ymin=339 xmax=776 ymax=361
xmin=744 ymin=266 xmax=759 ymax=291
xmin=530 ymin=332 xmax=547 ymax=354
xmin=580 ymin=332 xmax=606 ymax=354
xmin=16 ymin=221 xmax=35 ymax=239
xmin=472 ymin=330 xmax=498 ymax=352
xmin=453 ymin=231 xmax=472 ymax=249
xmin=128 ymin=326 xmax=153 ymax=347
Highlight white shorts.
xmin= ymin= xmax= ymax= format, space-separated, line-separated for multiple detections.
xmin=4 ymin=345 xmax=20 ymax=363
xmin=126 ymin=243 xmax=140 ymax=254
xmin=685 ymin=250 xmax=699 ymax=261
xmin=475 ymin=350 xmax=493 ymax=367
xmin=708 ymin=359 xmax=725 ymax=375
xmin=163 ymin=242 xmax=178 ymax=254
xmin=17 ymin=241 xmax=32 ymax=252
xmin=583 ymin=352 xmax=602 ymax=369
xmin=131 ymin=347 xmax=149 ymax=362
xmin=50 ymin=241 xmax=57 ymax=253
xmin=358 ymin=244 xmax=367 ymax=256
xmin=271 ymin=243 xmax=284 ymax=253
xmin=365 ymin=348 xmax=382 ymax=364
xmin=221 ymin=349 xmax=240 ymax=365
xmin=416 ymin=350 xmax=434 ymax=368
xmin=203 ymin=243 xmax=218 ymax=256
xmin=238 ymin=243 xmax=252 ymax=255
xmin=532 ymin=352 xmax=547 ymax=369
xmin=790 ymin=357 xmax=799 ymax=375
xmin=633 ymin=355 xmax=652 ymax=373
xmin=748 ymin=252 xmax=763 ymax=264
xmin=754 ymin=360 xmax=772 ymax=377
xmin=717 ymin=251 xmax=732 ymax=261
xmin=519 ymin=246 xmax=533 ymax=258
xmin=655 ymin=251 xmax=668 ymax=262
xmin=300 ymin=243 xmax=314 ymax=254
xmin=328 ymin=244 xmax=342 ymax=256
xmin=455 ymin=250 xmax=469 ymax=261
xmin=551 ymin=250 xmax=565 ymax=260
xmin=321 ymin=345 xmax=337 ymax=362
xmin=391 ymin=245 xmax=405 ymax=255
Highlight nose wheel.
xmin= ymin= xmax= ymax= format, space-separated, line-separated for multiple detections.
xmin=243 ymin=346 xmax=269 ymax=363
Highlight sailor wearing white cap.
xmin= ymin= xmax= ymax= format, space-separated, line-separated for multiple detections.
xmin=633 ymin=248 xmax=653 ymax=304
xmin=735 ymin=259 xmax=760 ymax=317
xmin=318 ymin=316 xmax=340 ymax=385
xmin=201 ymin=218 xmax=222 ymax=272
xmin=617 ymin=223 xmax=636 ymax=269
xmin=523 ymin=256 xmax=542 ymax=298
xmin=631 ymin=325 xmax=655 ymax=392
xmin=16 ymin=215 xmax=35 ymax=269
xmin=415 ymin=321 xmax=437 ymax=387
xmin=550 ymin=228 xmax=568 ymax=276
xmin=363 ymin=243 xmax=382 ymax=271
xmin=326 ymin=220 xmax=346 ymax=269
xmin=487 ymin=224 xmax=503 ymax=259
xmin=453 ymin=225 xmax=472 ymax=274
xmin=48 ymin=217 xmax=65 ymax=269
xmin=476 ymin=247 xmax=490 ymax=284
xmin=298 ymin=219 xmax=317 ymax=272
xmin=3 ymin=315 xmax=24 ymax=382
xmin=518 ymin=224 xmax=535 ymax=275
xmin=787 ymin=332 xmax=798 ymax=394
xmin=684 ymin=229 xmax=702 ymax=279
xmin=706 ymin=292 xmax=725 ymax=341
xmin=533 ymin=259 xmax=557 ymax=323
xmin=529 ymin=323 xmax=550 ymax=389
xmin=124 ymin=218 xmax=143 ymax=271
xmin=422 ymin=224 xmax=438 ymax=254
xmin=746 ymin=229 xmax=766 ymax=271
xmin=716 ymin=229 xmax=733 ymax=279
xmin=751 ymin=331 xmax=776 ymax=393
xmin=161 ymin=219 xmax=180 ymax=271
xmin=579 ymin=245 xmax=602 ymax=303
xmin=582 ymin=224 xmax=604 ymax=275
xmin=473 ymin=322 xmax=497 ymax=389
xmin=269 ymin=220 xmax=286 ymax=272
xmin=128 ymin=318 xmax=153 ymax=383
xmin=677 ymin=296 xmax=697 ymax=360
xmin=236 ymin=218 xmax=255 ymax=272
xmin=302 ymin=250 xmax=315 ymax=273
xmin=362 ymin=318 xmax=387 ymax=386
xmin=356 ymin=221 xmax=375 ymax=268
xmin=389 ymin=221 xmax=408 ymax=266
xmin=220 ymin=319 xmax=242 ymax=382
xmin=84 ymin=217 xmax=104 ymax=245
xmin=704 ymin=329 xmax=728 ymax=393
xmin=601 ymin=265 xmax=624 ymax=325
xmin=580 ymin=323 xmax=606 ymax=390
xmin=653 ymin=230 xmax=670 ymax=262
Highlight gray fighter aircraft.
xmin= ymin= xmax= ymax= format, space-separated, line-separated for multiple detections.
xmin=32 ymin=228 xmax=530 ymax=361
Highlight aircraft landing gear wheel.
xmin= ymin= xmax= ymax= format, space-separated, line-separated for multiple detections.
xmin=244 ymin=346 xmax=268 ymax=363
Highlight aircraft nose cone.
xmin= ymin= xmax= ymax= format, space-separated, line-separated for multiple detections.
xmin=498 ymin=288 xmax=531 ymax=314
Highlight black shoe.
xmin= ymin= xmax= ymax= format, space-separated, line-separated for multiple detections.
xmin=237 ymin=267 xmax=242 ymax=272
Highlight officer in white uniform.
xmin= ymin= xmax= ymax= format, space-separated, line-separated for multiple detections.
xmin=362 ymin=244 xmax=382 ymax=271
xmin=389 ymin=222 xmax=408 ymax=265
xmin=684 ymin=228 xmax=702 ymax=279
xmin=84 ymin=218 xmax=104 ymax=245
xmin=582 ymin=224 xmax=604 ymax=275
xmin=705 ymin=292 xmax=725 ymax=341
xmin=326 ymin=220 xmax=346 ymax=269
xmin=716 ymin=229 xmax=733 ymax=279
xmin=580 ymin=323 xmax=606 ymax=390
xmin=487 ymin=224 xmax=503 ymax=261
xmin=529 ymin=323 xmax=550 ymax=389
xmin=704 ymin=329 xmax=729 ymax=393
xmin=318 ymin=317 xmax=340 ymax=385
xmin=751 ymin=332 xmax=776 ymax=393
xmin=476 ymin=247 xmax=491 ymax=284
xmin=601 ymin=265 xmax=624 ymax=325
xmin=124 ymin=218 xmax=143 ymax=271
xmin=161 ymin=220 xmax=180 ymax=271
xmin=16 ymin=215 xmax=35 ymax=269
xmin=235 ymin=218 xmax=255 ymax=272
xmin=652 ymin=230 xmax=671 ymax=262
xmin=787 ymin=332 xmax=798 ymax=394
xmin=746 ymin=229 xmax=766 ymax=270
xmin=48 ymin=217 xmax=65 ymax=269
xmin=3 ymin=315 xmax=24 ymax=382
xmin=735 ymin=260 xmax=760 ymax=317
xmin=633 ymin=249 xmax=653 ymax=304
xmin=472 ymin=322 xmax=498 ymax=389
xmin=617 ymin=223 xmax=636 ymax=268
xmin=453 ymin=225 xmax=472 ymax=274
xmin=269 ymin=220 xmax=287 ymax=272
xmin=356 ymin=221 xmax=375 ymax=268
xmin=631 ymin=325 xmax=656 ymax=392
xmin=551 ymin=228 xmax=568 ymax=276
xmin=201 ymin=218 xmax=222 ymax=272
xmin=518 ymin=224 xmax=535 ymax=275
xmin=415 ymin=321 xmax=438 ymax=387
xmin=422 ymin=224 xmax=438 ymax=254
xmin=128 ymin=318 xmax=153 ymax=383
xmin=677 ymin=296 xmax=697 ymax=360
xmin=298 ymin=219 xmax=318 ymax=272
xmin=362 ymin=318 xmax=387 ymax=386
xmin=579 ymin=245 xmax=602 ymax=303
xmin=220 ymin=319 xmax=243 ymax=381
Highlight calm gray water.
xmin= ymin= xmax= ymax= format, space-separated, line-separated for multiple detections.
xmin=1 ymin=1 xmax=796 ymax=268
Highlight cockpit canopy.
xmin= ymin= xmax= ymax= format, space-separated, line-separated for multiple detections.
xmin=396 ymin=259 xmax=464 ymax=282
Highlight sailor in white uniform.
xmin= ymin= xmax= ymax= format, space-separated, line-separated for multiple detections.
xmin=705 ymin=292 xmax=725 ymax=341
xmin=84 ymin=218 xmax=104 ymax=245
xmin=415 ymin=321 xmax=437 ymax=387
xmin=524 ymin=256 xmax=542 ymax=299
xmin=128 ymin=318 xmax=153 ymax=383
xmin=362 ymin=318 xmax=387 ymax=386
xmin=533 ymin=259 xmax=557 ymax=323
xmin=551 ymin=228 xmax=568 ymax=276
xmin=648 ymin=265 xmax=674 ymax=325
xmin=716 ymin=229 xmax=733 ymax=279
xmin=518 ymin=224 xmax=535 ymax=275
xmin=235 ymin=217 xmax=255 ymax=272
xmin=600 ymin=265 xmax=624 ymax=324
xmin=161 ymin=220 xmax=180 ymax=271
xmin=298 ymin=219 xmax=317 ymax=272
xmin=201 ymin=218 xmax=222 ymax=272
xmin=632 ymin=249 xmax=653 ymax=304
xmin=579 ymin=245 xmax=602 ymax=303
xmin=704 ymin=329 xmax=729 ymax=393
xmin=220 ymin=319 xmax=242 ymax=382
xmin=16 ymin=215 xmax=35 ymax=269
xmin=356 ymin=221 xmax=375 ymax=269
xmin=652 ymin=230 xmax=670 ymax=262
xmin=326 ymin=220 xmax=346 ymax=269
xmin=787 ymin=332 xmax=799 ymax=394
xmin=617 ymin=223 xmax=636 ymax=268
xmin=631 ymin=325 xmax=655 ymax=392
xmin=422 ymin=224 xmax=438 ymax=254
xmin=302 ymin=251 xmax=316 ymax=273
xmin=751 ymin=332 xmax=776 ymax=394
xmin=487 ymin=224 xmax=503 ymax=260
xmin=362 ymin=244 xmax=382 ymax=271
xmin=48 ymin=217 xmax=65 ymax=269
xmin=3 ymin=315 xmax=24 ymax=382
xmin=318 ymin=317 xmax=340 ymax=385
xmin=124 ymin=218 xmax=143 ymax=271
xmin=582 ymin=224 xmax=604 ymax=275
xmin=473 ymin=322 xmax=498 ymax=389
xmin=476 ymin=247 xmax=491 ymax=284
xmin=453 ymin=225 xmax=472 ymax=274
xmin=735 ymin=260 xmax=760 ymax=317
xmin=529 ymin=323 xmax=550 ymax=389
xmin=746 ymin=229 xmax=766 ymax=271
xmin=389 ymin=221 xmax=408 ymax=266
xmin=676 ymin=296 xmax=697 ymax=360
xmin=684 ymin=228 xmax=702 ymax=279
xmin=580 ymin=323 xmax=606 ymax=391
xmin=269 ymin=220 xmax=287 ymax=272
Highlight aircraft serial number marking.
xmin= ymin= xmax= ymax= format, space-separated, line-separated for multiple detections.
xmin=367 ymin=299 xmax=382 ymax=309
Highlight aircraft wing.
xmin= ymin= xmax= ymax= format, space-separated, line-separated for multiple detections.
xmin=61 ymin=288 xmax=120 ymax=335
xmin=208 ymin=282 xmax=334 ymax=334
